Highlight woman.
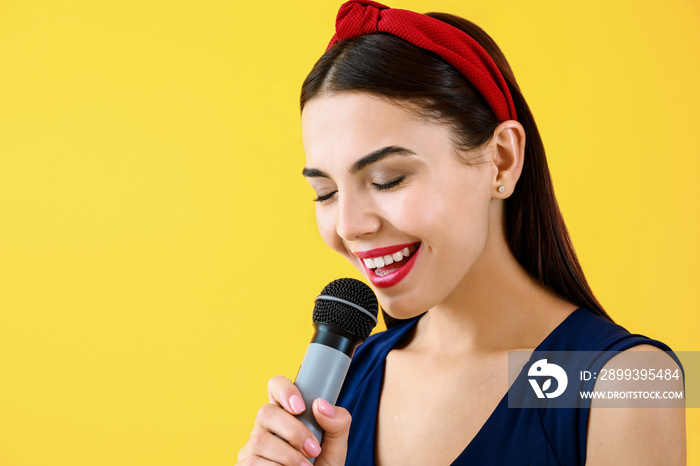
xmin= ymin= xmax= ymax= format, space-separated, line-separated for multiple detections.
xmin=237 ymin=1 xmax=685 ymax=464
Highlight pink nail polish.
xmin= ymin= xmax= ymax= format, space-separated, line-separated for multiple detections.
xmin=289 ymin=394 xmax=305 ymax=414
xmin=304 ymin=437 xmax=321 ymax=457
xmin=318 ymin=398 xmax=335 ymax=418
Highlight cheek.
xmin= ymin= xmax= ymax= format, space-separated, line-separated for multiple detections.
xmin=419 ymin=177 xmax=492 ymax=250
xmin=447 ymin=193 xmax=492 ymax=247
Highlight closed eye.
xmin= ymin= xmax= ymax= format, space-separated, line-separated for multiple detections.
xmin=313 ymin=191 xmax=337 ymax=203
xmin=373 ymin=175 xmax=406 ymax=191
xmin=313 ymin=175 xmax=406 ymax=202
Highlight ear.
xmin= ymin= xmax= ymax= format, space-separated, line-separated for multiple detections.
xmin=490 ymin=120 xmax=525 ymax=198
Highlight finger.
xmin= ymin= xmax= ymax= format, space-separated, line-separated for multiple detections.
xmin=237 ymin=440 xmax=291 ymax=466
xmin=253 ymin=403 xmax=322 ymax=459
xmin=242 ymin=429 xmax=315 ymax=466
xmin=268 ymin=375 xmax=306 ymax=415
xmin=312 ymin=399 xmax=352 ymax=465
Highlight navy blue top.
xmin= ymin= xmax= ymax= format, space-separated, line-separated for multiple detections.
xmin=336 ymin=308 xmax=680 ymax=465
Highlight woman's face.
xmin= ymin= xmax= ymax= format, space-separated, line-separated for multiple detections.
xmin=301 ymin=92 xmax=499 ymax=319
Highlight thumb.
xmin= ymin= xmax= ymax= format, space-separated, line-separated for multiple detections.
xmin=312 ymin=398 xmax=351 ymax=466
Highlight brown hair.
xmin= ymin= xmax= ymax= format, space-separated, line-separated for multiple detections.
xmin=301 ymin=12 xmax=612 ymax=326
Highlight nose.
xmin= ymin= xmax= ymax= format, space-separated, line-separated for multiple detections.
xmin=335 ymin=191 xmax=381 ymax=241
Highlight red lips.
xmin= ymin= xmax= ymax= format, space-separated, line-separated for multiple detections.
xmin=355 ymin=242 xmax=421 ymax=288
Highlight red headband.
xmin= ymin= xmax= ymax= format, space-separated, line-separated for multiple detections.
xmin=326 ymin=0 xmax=517 ymax=122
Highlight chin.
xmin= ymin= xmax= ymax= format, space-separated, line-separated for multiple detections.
xmin=376 ymin=294 xmax=427 ymax=322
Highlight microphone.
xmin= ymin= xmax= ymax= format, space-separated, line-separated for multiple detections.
xmin=294 ymin=278 xmax=378 ymax=458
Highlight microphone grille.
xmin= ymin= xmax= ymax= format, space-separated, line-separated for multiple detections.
xmin=313 ymin=278 xmax=378 ymax=341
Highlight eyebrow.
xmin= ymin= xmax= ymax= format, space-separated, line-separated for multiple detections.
xmin=301 ymin=146 xmax=416 ymax=178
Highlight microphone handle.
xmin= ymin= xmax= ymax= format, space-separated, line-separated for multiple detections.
xmin=294 ymin=342 xmax=352 ymax=460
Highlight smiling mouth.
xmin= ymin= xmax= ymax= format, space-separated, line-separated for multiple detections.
xmin=361 ymin=243 xmax=420 ymax=277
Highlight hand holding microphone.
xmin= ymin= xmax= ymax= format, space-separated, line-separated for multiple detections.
xmin=237 ymin=279 xmax=378 ymax=466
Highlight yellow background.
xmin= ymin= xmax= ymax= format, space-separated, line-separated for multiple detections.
xmin=0 ymin=0 xmax=698 ymax=464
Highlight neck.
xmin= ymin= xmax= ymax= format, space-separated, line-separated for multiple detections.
xmin=411 ymin=224 xmax=574 ymax=356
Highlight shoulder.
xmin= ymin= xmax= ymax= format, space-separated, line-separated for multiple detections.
xmin=542 ymin=308 xmax=634 ymax=351
xmin=535 ymin=309 xmax=686 ymax=464
xmin=585 ymin=344 xmax=686 ymax=465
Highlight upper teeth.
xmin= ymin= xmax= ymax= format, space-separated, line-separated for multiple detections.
xmin=363 ymin=247 xmax=411 ymax=269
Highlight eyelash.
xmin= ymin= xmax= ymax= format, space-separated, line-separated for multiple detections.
xmin=313 ymin=192 xmax=336 ymax=203
xmin=373 ymin=175 xmax=406 ymax=191
xmin=313 ymin=175 xmax=406 ymax=203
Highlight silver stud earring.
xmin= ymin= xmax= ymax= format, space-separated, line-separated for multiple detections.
xmin=498 ymin=186 xmax=505 ymax=193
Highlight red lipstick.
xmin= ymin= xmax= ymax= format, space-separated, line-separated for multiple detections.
xmin=356 ymin=242 xmax=421 ymax=288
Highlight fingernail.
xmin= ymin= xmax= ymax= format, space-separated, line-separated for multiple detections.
xmin=300 ymin=461 xmax=313 ymax=466
xmin=317 ymin=398 xmax=335 ymax=418
xmin=289 ymin=394 xmax=305 ymax=414
xmin=303 ymin=437 xmax=321 ymax=457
